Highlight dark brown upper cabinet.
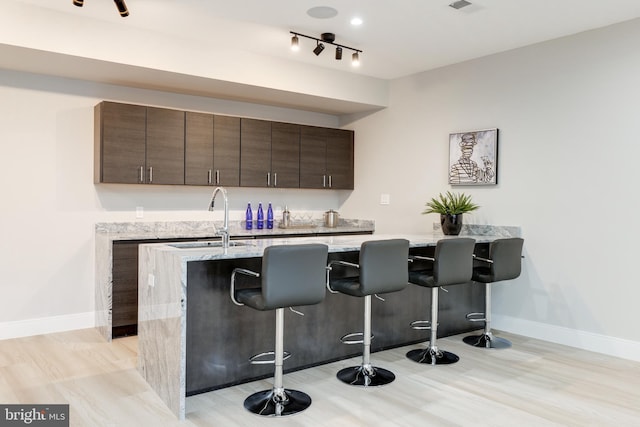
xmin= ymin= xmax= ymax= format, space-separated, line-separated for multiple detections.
xmin=270 ymin=122 xmax=300 ymax=188
xmin=300 ymin=126 xmax=354 ymax=189
xmin=240 ymin=118 xmax=272 ymax=187
xmin=326 ymin=128 xmax=354 ymax=190
xmin=213 ymin=115 xmax=241 ymax=187
xmin=185 ymin=112 xmax=214 ymax=186
xmin=95 ymin=102 xmax=146 ymax=184
xmin=146 ymin=107 xmax=185 ymax=185
xmin=185 ymin=113 xmax=241 ymax=186
xmin=95 ymin=102 xmax=185 ymax=185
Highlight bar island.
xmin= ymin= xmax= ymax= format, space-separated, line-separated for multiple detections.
xmin=137 ymin=227 xmax=520 ymax=420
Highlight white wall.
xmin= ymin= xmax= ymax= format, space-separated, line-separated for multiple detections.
xmin=0 ymin=70 xmax=349 ymax=338
xmin=341 ymin=19 xmax=640 ymax=359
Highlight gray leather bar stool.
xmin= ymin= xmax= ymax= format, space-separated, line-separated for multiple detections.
xmin=407 ymin=238 xmax=475 ymax=365
xmin=327 ymin=238 xmax=409 ymax=387
xmin=230 ymin=243 xmax=329 ymax=417
xmin=463 ymin=237 xmax=524 ymax=349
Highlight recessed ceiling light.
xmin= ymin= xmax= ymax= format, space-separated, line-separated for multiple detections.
xmin=350 ymin=17 xmax=363 ymax=26
xmin=307 ymin=6 xmax=338 ymax=19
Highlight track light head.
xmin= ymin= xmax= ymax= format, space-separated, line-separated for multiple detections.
xmin=352 ymin=52 xmax=360 ymax=67
xmin=114 ymin=0 xmax=129 ymax=17
xmin=313 ymin=42 xmax=325 ymax=56
xmin=335 ymin=46 xmax=343 ymax=60
xmin=73 ymin=0 xmax=83 ymax=6
xmin=291 ymin=35 xmax=300 ymax=51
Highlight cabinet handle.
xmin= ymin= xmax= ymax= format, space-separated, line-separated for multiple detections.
xmin=215 ymin=170 xmax=220 ymax=185
xmin=208 ymin=170 xmax=212 ymax=185
xmin=267 ymin=172 xmax=271 ymax=187
xmin=273 ymin=173 xmax=277 ymax=187
xmin=323 ymin=175 xmax=326 ymax=188
xmin=139 ymin=166 xmax=144 ymax=183
xmin=149 ymin=167 xmax=153 ymax=183
xmin=329 ymin=175 xmax=332 ymax=188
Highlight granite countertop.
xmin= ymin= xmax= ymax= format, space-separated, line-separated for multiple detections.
xmin=95 ymin=219 xmax=375 ymax=241
xmin=142 ymin=232 xmax=510 ymax=262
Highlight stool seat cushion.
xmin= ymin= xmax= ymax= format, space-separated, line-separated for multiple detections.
xmin=472 ymin=266 xmax=493 ymax=283
xmin=236 ymin=288 xmax=268 ymax=311
xmin=330 ymin=276 xmax=367 ymax=297
xmin=408 ymin=269 xmax=437 ymax=288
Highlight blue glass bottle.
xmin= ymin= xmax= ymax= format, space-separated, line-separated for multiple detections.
xmin=267 ymin=203 xmax=274 ymax=229
xmin=257 ymin=203 xmax=264 ymax=229
xmin=245 ymin=203 xmax=253 ymax=230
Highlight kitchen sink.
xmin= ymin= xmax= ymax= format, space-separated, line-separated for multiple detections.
xmin=168 ymin=241 xmax=253 ymax=249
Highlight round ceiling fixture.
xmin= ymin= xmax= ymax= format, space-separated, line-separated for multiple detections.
xmin=307 ymin=6 xmax=338 ymax=19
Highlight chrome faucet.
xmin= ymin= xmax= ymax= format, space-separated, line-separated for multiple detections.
xmin=208 ymin=186 xmax=230 ymax=249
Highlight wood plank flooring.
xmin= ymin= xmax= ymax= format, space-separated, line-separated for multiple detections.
xmin=1 ymin=328 xmax=639 ymax=426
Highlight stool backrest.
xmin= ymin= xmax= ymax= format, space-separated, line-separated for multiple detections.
xmin=359 ymin=239 xmax=410 ymax=295
xmin=261 ymin=243 xmax=329 ymax=310
xmin=488 ymin=238 xmax=524 ymax=282
xmin=433 ymin=238 xmax=475 ymax=286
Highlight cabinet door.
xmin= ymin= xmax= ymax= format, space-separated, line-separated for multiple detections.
xmin=185 ymin=112 xmax=214 ymax=186
xmin=213 ymin=115 xmax=240 ymax=186
xmin=326 ymin=129 xmax=354 ymax=189
xmin=96 ymin=102 xmax=146 ymax=184
xmin=146 ymin=107 xmax=185 ymax=185
xmin=271 ymin=122 xmax=300 ymax=188
xmin=300 ymin=126 xmax=327 ymax=189
xmin=240 ymin=118 xmax=272 ymax=187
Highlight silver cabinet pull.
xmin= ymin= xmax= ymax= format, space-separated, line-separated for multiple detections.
xmin=267 ymin=172 xmax=271 ymax=187
xmin=323 ymin=175 xmax=326 ymax=188
xmin=215 ymin=170 xmax=220 ymax=185
xmin=329 ymin=175 xmax=332 ymax=188
xmin=149 ymin=166 xmax=153 ymax=183
xmin=139 ymin=166 xmax=144 ymax=183
xmin=274 ymin=172 xmax=277 ymax=187
xmin=208 ymin=170 xmax=212 ymax=185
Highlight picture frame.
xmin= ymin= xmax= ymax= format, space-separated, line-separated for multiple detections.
xmin=448 ymin=128 xmax=498 ymax=185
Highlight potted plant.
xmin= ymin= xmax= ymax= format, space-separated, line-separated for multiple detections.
xmin=422 ymin=191 xmax=479 ymax=235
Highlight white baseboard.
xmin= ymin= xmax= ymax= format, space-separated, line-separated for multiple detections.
xmin=493 ymin=314 xmax=640 ymax=362
xmin=0 ymin=312 xmax=95 ymax=340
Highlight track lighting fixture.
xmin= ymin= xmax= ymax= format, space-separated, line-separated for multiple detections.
xmin=71 ymin=0 xmax=129 ymax=17
xmin=290 ymin=31 xmax=362 ymax=66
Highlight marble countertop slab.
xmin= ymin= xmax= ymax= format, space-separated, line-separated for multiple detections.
xmin=142 ymin=230 xmax=519 ymax=262
xmin=95 ymin=219 xmax=375 ymax=241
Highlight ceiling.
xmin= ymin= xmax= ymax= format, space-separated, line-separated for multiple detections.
xmin=14 ymin=0 xmax=640 ymax=80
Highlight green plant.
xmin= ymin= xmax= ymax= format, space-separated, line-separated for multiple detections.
xmin=422 ymin=191 xmax=479 ymax=215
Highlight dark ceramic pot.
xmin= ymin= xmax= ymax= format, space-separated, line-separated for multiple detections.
xmin=440 ymin=214 xmax=463 ymax=235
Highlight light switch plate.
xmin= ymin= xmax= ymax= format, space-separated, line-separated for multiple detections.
xmin=380 ymin=194 xmax=390 ymax=205
xmin=136 ymin=206 xmax=144 ymax=218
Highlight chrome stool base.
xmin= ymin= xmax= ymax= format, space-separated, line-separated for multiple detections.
xmin=244 ymin=388 xmax=311 ymax=417
xmin=336 ymin=365 xmax=396 ymax=386
xmin=463 ymin=334 xmax=512 ymax=349
xmin=406 ymin=348 xmax=459 ymax=365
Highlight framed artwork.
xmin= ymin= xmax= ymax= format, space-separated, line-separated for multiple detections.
xmin=448 ymin=128 xmax=498 ymax=185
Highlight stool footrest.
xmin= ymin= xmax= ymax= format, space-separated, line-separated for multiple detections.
xmin=249 ymin=351 xmax=292 ymax=365
xmin=465 ymin=312 xmax=486 ymax=322
xmin=409 ymin=320 xmax=432 ymax=330
xmin=340 ymin=332 xmax=374 ymax=345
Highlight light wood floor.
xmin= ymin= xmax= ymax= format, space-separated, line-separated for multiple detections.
xmin=1 ymin=328 xmax=639 ymax=426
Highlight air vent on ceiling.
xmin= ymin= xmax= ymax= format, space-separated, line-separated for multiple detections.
xmin=449 ymin=0 xmax=472 ymax=10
